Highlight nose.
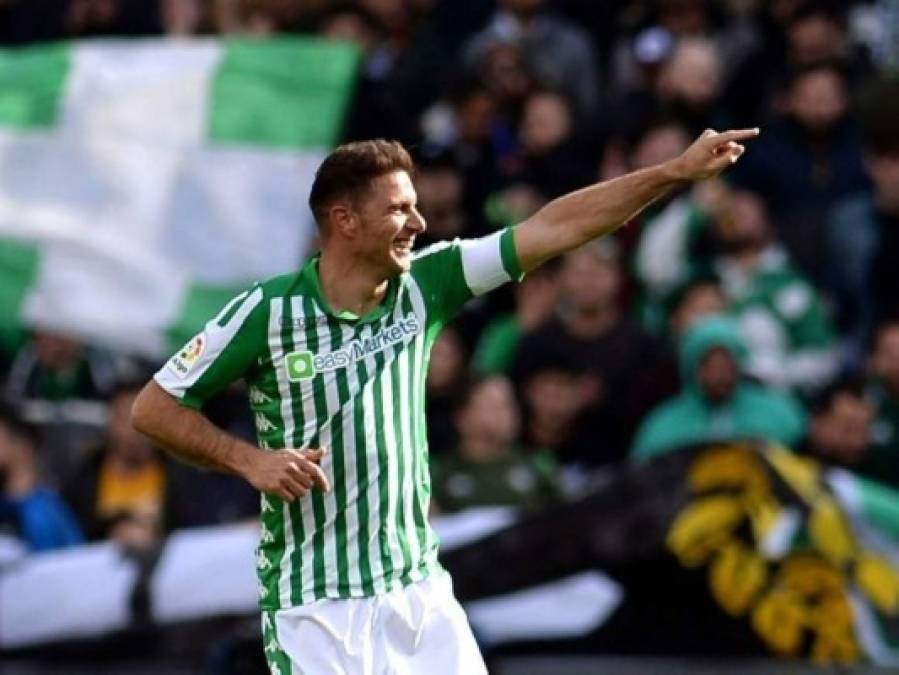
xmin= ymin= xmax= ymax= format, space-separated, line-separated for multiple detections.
xmin=409 ymin=207 xmax=427 ymax=233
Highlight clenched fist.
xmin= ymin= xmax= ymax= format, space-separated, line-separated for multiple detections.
xmin=243 ymin=447 xmax=331 ymax=501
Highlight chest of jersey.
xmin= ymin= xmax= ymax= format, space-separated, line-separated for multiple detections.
xmin=249 ymin=292 xmax=429 ymax=449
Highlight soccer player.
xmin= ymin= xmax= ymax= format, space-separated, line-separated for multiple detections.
xmin=131 ymin=128 xmax=758 ymax=674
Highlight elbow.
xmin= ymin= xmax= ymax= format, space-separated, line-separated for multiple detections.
xmin=130 ymin=381 xmax=158 ymax=436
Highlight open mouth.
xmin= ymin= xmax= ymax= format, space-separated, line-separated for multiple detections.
xmin=392 ymin=238 xmax=414 ymax=255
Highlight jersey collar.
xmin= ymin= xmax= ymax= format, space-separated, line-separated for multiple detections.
xmin=300 ymin=255 xmax=400 ymax=324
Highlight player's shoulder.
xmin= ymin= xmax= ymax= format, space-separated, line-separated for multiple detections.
xmin=411 ymin=238 xmax=460 ymax=262
xmin=255 ymin=270 xmax=304 ymax=299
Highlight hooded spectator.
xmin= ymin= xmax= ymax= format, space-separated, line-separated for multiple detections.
xmin=632 ymin=316 xmax=806 ymax=462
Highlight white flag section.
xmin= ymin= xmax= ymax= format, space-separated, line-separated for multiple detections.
xmin=0 ymin=38 xmax=359 ymax=357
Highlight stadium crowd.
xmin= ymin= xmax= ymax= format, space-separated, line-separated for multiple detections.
xmin=1 ymin=0 xmax=899 ymax=584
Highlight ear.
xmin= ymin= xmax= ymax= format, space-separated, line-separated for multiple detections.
xmin=328 ymin=202 xmax=359 ymax=238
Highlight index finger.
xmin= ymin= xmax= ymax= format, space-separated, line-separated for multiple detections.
xmin=712 ymin=128 xmax=761 ymax=144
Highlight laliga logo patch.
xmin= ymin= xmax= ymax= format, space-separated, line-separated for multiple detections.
xmin=167 ymin=332 xmax=206 ymax=379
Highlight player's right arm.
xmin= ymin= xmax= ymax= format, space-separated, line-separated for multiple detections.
xmin=131 ymin=286 xmax=330 ymax=501
xmin=132 ymin=382 xmax=328 ymax=500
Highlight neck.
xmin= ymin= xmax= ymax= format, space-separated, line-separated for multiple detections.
xmin=318 ymin=247 xmax=390 ymax=318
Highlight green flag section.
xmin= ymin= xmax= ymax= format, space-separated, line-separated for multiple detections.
xmin=0 ymin=237 xmax=40 ymax=352
xmin=210 ymin=38 xmax=359 ymax=148
xmin=0 ymin=38 xmax=359 ymax=358
xmin=0 ymin=43 xmax=70 ymax=129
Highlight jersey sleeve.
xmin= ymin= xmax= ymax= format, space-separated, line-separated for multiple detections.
xmin=410 ymin=227 xmax=524 ymax=327
xmin=154 ymin=285 xmax=267 ymax=409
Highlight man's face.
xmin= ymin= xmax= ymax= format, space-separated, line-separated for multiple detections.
xmin=714 ymin=190 xmax=770 ymax=252
xmin=810 ymin=393 xmax=874 ymax=466
xmin=790 ymin=70 xmax=846 ymax=134
xmin=354 ymin=170 xmax=426 ymax=277
xmin=560 ymin=249 xmax=620 ymax=313
xmin=525 ymin=370 xmax=587 ymax=425
xmin=457 ymin=377 xmax=521 ymax=452
xmin=697 ymin=347 xmax=738 ymax=404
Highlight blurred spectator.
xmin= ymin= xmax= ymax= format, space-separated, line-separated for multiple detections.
xmin=862 ymin=320 xmax=899 ymax=488
xmin=64 ymin=0 xmax=159 ymax=38
xmin=421 ymin=78 xmax=502 ymax=235
xmin=502 ymin=89 xmax=595 ymax=198
xmin=799 ymin=377 xmax=876 ymax=477
xmin=667 ymin=276 xmax=728 ymax=340
xmin=426 ymin=326 xmax=468 ymax=456
xmin=828 ymin=76 xmax=899 ymax=363
xmin=63 ymin=380 xmax=184 ymax=551
xmin=463 ymin=0 xmax=601 ymax=121
xmin=473 ymin=257 xmax=559 ymax=376
xmin=733 ymin=63 xmax=869 ymax=281
xmin=474 ymin=41 xmax=536 ymax=122
xmin=632 ymin=316 xmax=806 ymax=462
xmin=517 ymin=344 xmax=593 ymax=465
xmin=784 ymin=1 xmax=873 ymax=84
xmin=0 ymin=403 xmax=83 ymax=552
xmin=320 ymin=2 xmax=413 ymax=143
xmin=160 ymin=0 xmax=215 ymax=35
xmin=656 ymin=37 xmax=728 ymax=136
xmin=723 ymin=1 xmax=873 ymax=126
xmin=710 ymin=189 xmax=839 ymax=393
xmin=3 ymin=330 xmax=119 ymax=420
xmin=412 ymin=146 xmax=467 ymax=246
xmin=431 ymin=375 xmax=559 ymax=513
xmin=513 ymin=239 xmax=665 ymax=465
xmin=230 ymin=0 xmax=324 ymax=35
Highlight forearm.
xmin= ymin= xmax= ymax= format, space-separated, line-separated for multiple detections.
xmin=517 ymin=160 xmax=686 ymax=271
xmin=513 ymin=127 xmax=759 ymax=271
xmin=131 ymin=380 xmax=258 ymax=476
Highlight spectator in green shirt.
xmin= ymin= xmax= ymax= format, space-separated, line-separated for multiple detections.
xmin=432 ymin=375 xmax=559 ymax=513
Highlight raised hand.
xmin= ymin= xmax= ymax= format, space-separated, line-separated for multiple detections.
xmin=672 ymin=128 xmax=761 ymax=182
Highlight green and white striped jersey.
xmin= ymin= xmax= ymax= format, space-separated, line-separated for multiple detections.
xmin=154 ymin=228 xmax=523 ymax=609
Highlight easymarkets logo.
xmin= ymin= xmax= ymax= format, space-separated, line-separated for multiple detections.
xmin=284 ymin=312 xmax=421 ymax=381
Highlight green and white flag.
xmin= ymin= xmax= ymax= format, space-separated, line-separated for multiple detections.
xmin=0 ymin=37 xmax=359 ymax=357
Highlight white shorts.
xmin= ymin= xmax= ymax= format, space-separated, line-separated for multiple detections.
xmin=261 ymin=571 xmax=487 ymax=675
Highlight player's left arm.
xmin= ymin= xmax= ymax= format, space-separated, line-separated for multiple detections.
xmin=513 ymin=128 xmax=760 ymax=272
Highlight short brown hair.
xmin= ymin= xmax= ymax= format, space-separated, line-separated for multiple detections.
xmin=308 ymin=139 xmax=414 ymax=228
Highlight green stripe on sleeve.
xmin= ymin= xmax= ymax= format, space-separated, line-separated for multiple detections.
xmin=0 ymin=43 xmax=70 ymax=129
xmin=500 ymin=226 xmax=525 ymax=282
xmin=209 ymin=38 xmax=360 ymax=149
